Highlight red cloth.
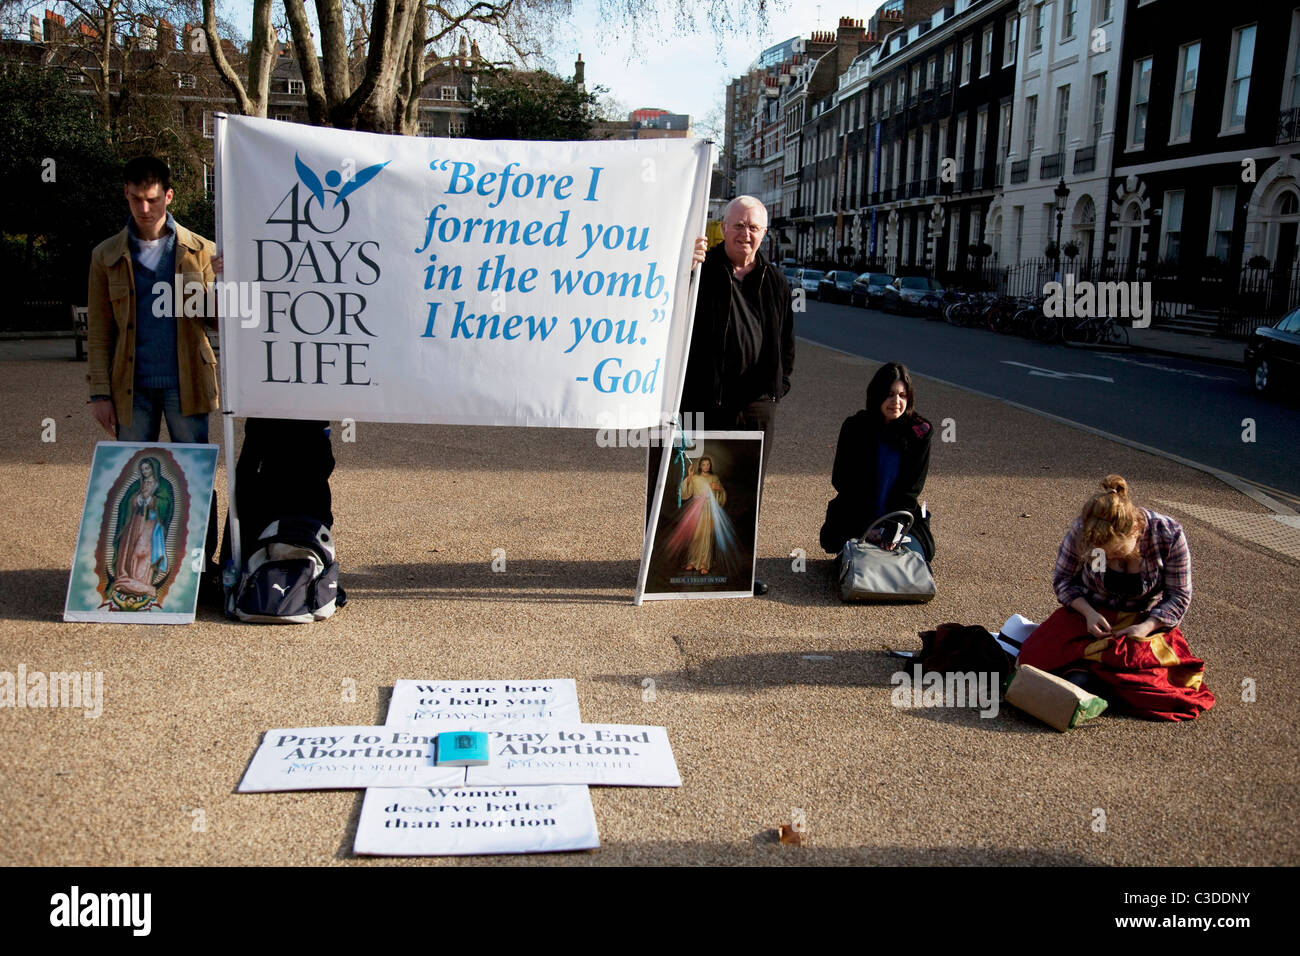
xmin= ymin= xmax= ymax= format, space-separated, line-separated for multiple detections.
xmin=1018 ymin=607 xmax=1215 ymax=721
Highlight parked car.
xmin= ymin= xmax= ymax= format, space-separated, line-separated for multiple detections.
xmin=1245 ymin=305 xmax=1300 ymax=394
xmin=781 ymin=263 xmax=800 ymax=284
xmin=850 ymin=272 xmax=895 ymax=309
xmin=816 ymin=271 xmax=859 ymax=303
xmin=882 ymin=275 xmax=946 ymax=315
xmin=796 ymin=268 xmax=825 ymax=296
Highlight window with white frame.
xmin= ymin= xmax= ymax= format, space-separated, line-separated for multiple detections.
xmin=999 ymin=102 xmax=1013 ymax=169
xmin=1129 ymin=57 xmax=1152 ymax=147
xmin=1090 ymin=72 xmax=1107 ymax=144
xmin=975 ymin=107 xmax=988 ymax=171
xmin=441 ymin=86 xmax=460 ymax=101
xmin=961 ymin=37 xmax=973 ymax=85
xmin=921 ymin=127 xmax=931 ymax=180
xmin=949 ymin=209 xmax=961 ymax=263
xmin=1004 ymin=14 xmax=1019 ymax=67
xmin=981 ymin=26 xmax=994 ymax=76
xmin=1161 ymin=190 xmax=1184 ymax=261
xmin=419 ymin=120 xmax=434 ymax=137
xmin=273 ymin=113 xmax=292 ymax=123
xmin=938 ymin=119 xmax=948 ymax=172
xmin=1025 ymin=95 xmax=1038 ymax=154
xmin=944 ymin=46 xmax=954 ymax=84
xmin=175 ymin=73 xmax=196 ymax=89
xmin=1055 ymin=85 xmax=1070 ymax=155
xmin=203 ymin=163 xmax=215 ymax=197
xmin=449 ymin=119 xmax=465 ymax=136
xmin=909 ymin=131 xmax=918 ymax=182
xmin=956 ymin=114 xmax=968 ymax=172
xmin=1014 ymin=206 xmax=1024 ymax=262
xmin=912 ymin=63 xmax=921 ymax=97
xmin=202 ymin=110 xmax=214 ymax=138
xmin=1209 ymin=185 xmax=1236 ymax=260
xmin=1171 ymin=41 xmax=1199 ymax=142
xmin=1062 ymin=0 xmax=1078 ymax=39
xmin=1222 ymin=24 xmax=1255 ymax=132
xmin=288 ymin=79 xmax=305 ymax=95
xmin=927 ymin=56 xmax=936 ymax=88
xmin=1094 ymin=0 xmax=1113 ymax=24
xmin=1031 ymin=3 xmax=1044 ymax=52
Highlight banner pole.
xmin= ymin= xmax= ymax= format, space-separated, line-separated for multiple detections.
xmin=633 ymin=139 xmax=715 ymax=605
xmin=213 ymin=113 xmax=242 ymax=581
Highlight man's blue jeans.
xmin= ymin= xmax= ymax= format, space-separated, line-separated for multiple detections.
xmin=115 ymin=387 xmax=210 ymax=443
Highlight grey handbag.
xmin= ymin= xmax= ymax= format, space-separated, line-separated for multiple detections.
xmin=838 ymin=510 xmax=935 ymax=603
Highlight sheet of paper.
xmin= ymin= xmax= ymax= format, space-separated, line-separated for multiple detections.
xmin=384 ymin=679 xmax=581 ymax=725
xmin=353 ymin=786 xmax=599 ymax=856
xmin=237 ymin=726 xmax=464 ymax=792
xmin=463 ymin=722 xmax=681 ymax=788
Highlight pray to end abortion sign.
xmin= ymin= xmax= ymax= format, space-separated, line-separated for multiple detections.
xmin=216 ymin=115 xmax=712 ymax=428
xmin=237 ymin=721 xmax=680 ymax=792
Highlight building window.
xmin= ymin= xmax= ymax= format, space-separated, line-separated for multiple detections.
xmin=441 ymin=86 xmax=460 ymax=101
xmin=981 ymin=26 xmax=994 ymax=76
xmin=1129 ymin=57 xmax=1152 ymax=147
xmin=1161 ymin=191 xmax=1184 ymax=261
xmin=1031 ymin=3 xmax=1045 ymax=52
xmin=912 ymin=63 xmax=921 ymax=97
xmin=937 ymin=119 xmax=948 ymax=171
xmin=175 ymin=73 xmax=196 ymax=89
xmin=1024 ymin=95 xmax=1038 ymax=154
xmin=944 ymin=46 xmax=954 ymax=84
xmin=1288 ymin=10 xmax=1300 ymax=110
xmin=1055 ymin=85 xmax=1070 ymax=155
xmin=909 ymin=131 xmax=919 ymax=182
xmin=419 ymin=120 xmax=434 ymax=137
xmin=203 ymin=163 xmax=215 ymax=198
xmin=975 ymin=107 xmax=988 ymax=173
xmin=926 ymin=56 xmax=936 ymax=88
xmin=1062 ymin=0 xmax=1078 ymax=40
xmin=288 ymin=79 xmax=305 ymax=95
xmin=449 ymin=119 xmax=465 ymax=136
xmin=1209 ymin=186 xmax=1235 ymax=260
xmin=1090 ymin=72 xmax=1107 ymax=145
xmin=998 ymin=102 xmax=1013 ymax=170
xmin=961 ymin=37 xmax=973 ymax=85
xmin=273 ymin=113 xmax=292 ymax=123
xmin=202 ymin=110 xmax=214 ymax=138
xmin=956 ymin=114 xmax=968 ymax=173
xmin=1171 ymin=41 xmax=1199 ymax=142
xmin=921 ymin=127 xmax=931 ymax=181
xmin=1004 ymin=14 xmax=1019 ymax=67
xmin=1222 ymin=24 xmax=1255 ymax=132
xmin=1014 ymin=206 xmax=1024 ymax=263
xmin=1094 ymin=0 xmax=1113 ymax=24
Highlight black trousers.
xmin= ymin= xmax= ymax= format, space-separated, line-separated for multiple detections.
xmin=219 ymin=418 xmax=334 ymax=568
xmin=694 ymin=398 xmax=777 ymax=501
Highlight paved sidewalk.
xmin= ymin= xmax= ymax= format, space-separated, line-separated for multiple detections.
xmin=1127 ymin=326 xmax=1248 ymax=367
xmin=0 ymin=339 xmax=1296 ymax=866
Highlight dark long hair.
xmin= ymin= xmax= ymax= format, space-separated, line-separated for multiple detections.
xmin=865 ymin=362 xmax=918 ymax=424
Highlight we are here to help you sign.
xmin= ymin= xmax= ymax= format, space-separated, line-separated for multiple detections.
xmin=216 ymin=115 xmax=712 ymax=427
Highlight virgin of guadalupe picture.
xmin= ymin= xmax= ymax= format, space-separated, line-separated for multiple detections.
xmin=639 ymin=431 xmax=762 ymax=601
xmin=64 ymin=442 xmax=219 ymax=624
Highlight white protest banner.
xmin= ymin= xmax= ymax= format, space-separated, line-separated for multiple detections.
xmin=237 ymin=726 xmax=463 ymax=792
xmin=464 ymin=722 xmax=681 ymax=788
xmin=384 ymin=679 xmax=580 ymax=726
xmin=353 ymin=786 xmax=598 ymax=856
xmin=216 ymin=115 xmax=711 ymax=427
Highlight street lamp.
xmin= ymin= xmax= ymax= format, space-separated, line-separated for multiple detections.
xmin=1054 ymin=177 xmax=1070 ymax=283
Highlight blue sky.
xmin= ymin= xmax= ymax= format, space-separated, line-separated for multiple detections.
xmin=559 ymin=0 xmax=885 ymax=127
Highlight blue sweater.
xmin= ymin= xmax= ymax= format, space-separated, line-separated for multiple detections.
xmin=129 ymin=213 xmax=179 ymax=389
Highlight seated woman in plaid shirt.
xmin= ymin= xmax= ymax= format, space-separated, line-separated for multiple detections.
xmin=1017 ymin=475 xmax=1215 ymax=721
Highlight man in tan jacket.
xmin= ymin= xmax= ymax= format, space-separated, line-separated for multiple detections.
xmin=87 ymin=156 xmax=219 ymax=442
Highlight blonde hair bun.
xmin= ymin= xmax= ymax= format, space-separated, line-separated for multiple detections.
xmin=1101 ymin=474 xmax=1129 ymax=499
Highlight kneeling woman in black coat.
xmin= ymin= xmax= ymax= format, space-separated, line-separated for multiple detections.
xmin=819 ymin=362 xmax=934 ymax=562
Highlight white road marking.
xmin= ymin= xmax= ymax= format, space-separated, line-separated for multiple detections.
xmin=1095 ymin=353 xmax=1237 ymax=382
xmin=1000 ymin=361 xmax=1114 ymax=383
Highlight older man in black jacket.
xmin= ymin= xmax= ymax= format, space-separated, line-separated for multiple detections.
xmin=681 ymin=195 xmax=794 ymax=593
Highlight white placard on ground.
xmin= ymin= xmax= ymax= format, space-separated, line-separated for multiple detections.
xmin=353 ymin=785 xmax=599 ymax=856
xmin=463 ymin=722 xmax=681 ymax=788
xmin=385 ymin=679 xmax=581 ymax=725
xmin=237 ymin=726 xmax=464 ymax=792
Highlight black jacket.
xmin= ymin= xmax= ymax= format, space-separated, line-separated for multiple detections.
xmin=680 ymin=243 xmax=795 ymax=413
xmin=819 ymin=410 xmax=934 ymax=560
